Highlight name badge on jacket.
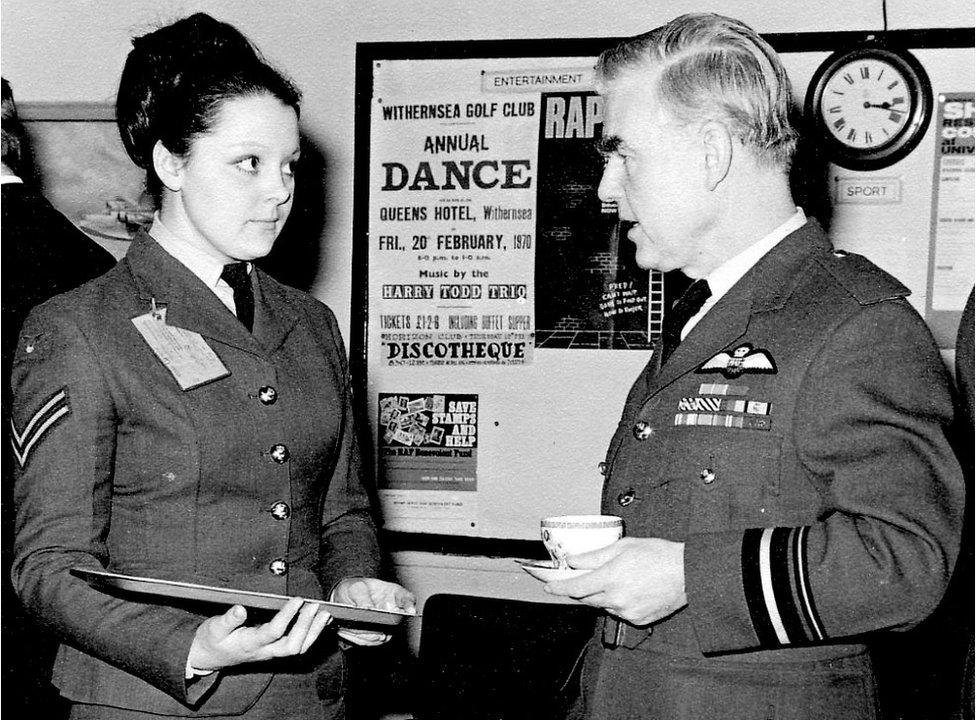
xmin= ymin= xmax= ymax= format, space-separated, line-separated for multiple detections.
xmin=132 ymin=306 xmax=230 ymax=391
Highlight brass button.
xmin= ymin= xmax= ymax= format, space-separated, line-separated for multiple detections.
xmin=269 ymin=444 xmax=290 ymax=463
xmin=270 ymin=501 xmax=290 ymax=520
xmin=618 ymin=489 xmax=636 ymax=507
xmin=598 ymin=462 xmax=607 ymax=476
xmin=269 ymin=558 xmax=289 ymax=576
xmin=632 ymin=421 xmax=653 ymax=441
xmin=700 ymin=468 xmax=716 ymax=485
xmin=258 ymin=386 xmax=278 ymax=405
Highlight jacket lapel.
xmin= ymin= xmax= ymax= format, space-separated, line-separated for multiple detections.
xmin=124 ymin=231 xmax=264 ymax=355
xmin=652 ymin=291 xmax=752 ymax=391
xmin=252 ymin=272 xmax=299 ymax=353
xmin=646 ymin=219 xmax=831 ymax=397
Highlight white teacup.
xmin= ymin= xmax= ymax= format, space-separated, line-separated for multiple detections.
xmin=541 ymin=515 xmax=623 ymax=569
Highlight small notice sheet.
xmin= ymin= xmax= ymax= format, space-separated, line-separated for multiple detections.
xmin=926 ymin=92 xmax=975 ymax=346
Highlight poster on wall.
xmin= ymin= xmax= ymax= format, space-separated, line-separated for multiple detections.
xmin=926 ymin=92 xmax=975 ymax=346
xmin=369 ymin=80 xmax=542 ymax=368
xmin=377 ymin=392 xmax=479 ymax=521
xmin=535 ymin=91 xmax=661 ymax=349
xmin=367 ymin=64 xmax=675 ymax=365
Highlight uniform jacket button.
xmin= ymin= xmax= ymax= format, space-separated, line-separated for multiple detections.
xmin=632 ymin=421 xmax=653 ymax=441
xmin=258 ymin=386 xmax=278 ymax=405
xmin=270 ymin=501 xmax=291 ymax=520
xmin=618 ymin=489 xmax=636 ymax=507
xmin=269 ymin=558 xmax=289 ymax=576
xmin=700 ymin=468 xmax=716 ymax=484
xmin=598 ymin=462 xmax=607 ymax=476
xmin=269 ymin=444 xmax=290 ymax=463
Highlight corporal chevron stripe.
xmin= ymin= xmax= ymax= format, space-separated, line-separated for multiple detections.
xmin=9 ymin=389 xmax=71 ymax=469
xmin=741 ymin=526 xmax=826 ymax=648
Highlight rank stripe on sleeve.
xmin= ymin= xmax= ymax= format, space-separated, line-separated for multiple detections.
xmin=742 ymin=526 xmax=826 ymax=647
xmin=758 ymin=529 xmax=790 ymax=644
xmin=9 ymin=388 xmax=71 ymax=469
xmin=742 ymin=529 xmax=779 ymax=646
xmin=794 ymin=526 xmax=825 ymax=641
xmin=770 ymin=527 xmax=813 ymax=642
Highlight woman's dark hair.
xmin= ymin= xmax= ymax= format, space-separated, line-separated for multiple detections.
xmin=116 ymin=13 xmax=301 ymax=201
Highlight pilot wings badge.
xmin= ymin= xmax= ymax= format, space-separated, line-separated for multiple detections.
xmin=696 ymin=343 xmax=776 ymax=379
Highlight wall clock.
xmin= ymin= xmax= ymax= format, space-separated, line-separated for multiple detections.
xmin=805 ymin=44 xmax=932 ymax=170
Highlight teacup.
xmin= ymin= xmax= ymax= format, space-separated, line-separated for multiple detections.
xmin=541 ymin=515 xmax=623 ymax=569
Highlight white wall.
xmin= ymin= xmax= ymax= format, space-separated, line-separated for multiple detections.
xmin=4 ymin=0 xmax=972 ymax=340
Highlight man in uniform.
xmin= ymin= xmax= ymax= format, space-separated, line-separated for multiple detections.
xmin=545 ymin=14 xmax=965 ymax=720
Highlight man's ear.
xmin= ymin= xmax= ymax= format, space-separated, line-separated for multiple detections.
xmin=700 ymin=120 xmax=732 ymax=191
xmin=152 ymin=140 xmax=185 ymax=192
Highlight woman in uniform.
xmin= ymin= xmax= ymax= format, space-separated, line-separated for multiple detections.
xmin=10 ymin=13 xmax=412 ymax=719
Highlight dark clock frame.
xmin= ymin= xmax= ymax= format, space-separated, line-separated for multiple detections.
xmin=804 ymin=44 xmax=933 ymax=171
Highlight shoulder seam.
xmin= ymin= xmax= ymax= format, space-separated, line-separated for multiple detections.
xmin=812 ymin=254 xmax=909 ymax=306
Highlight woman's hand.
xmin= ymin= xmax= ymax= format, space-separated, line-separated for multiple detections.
xmin=187 ymin=596 xmax=332 ymax=673
xmin=331 ymin=578 xmax=416 ymax=646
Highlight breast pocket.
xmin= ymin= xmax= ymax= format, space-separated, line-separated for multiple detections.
xmin=663 ymin=432 xmax=783 ymax=534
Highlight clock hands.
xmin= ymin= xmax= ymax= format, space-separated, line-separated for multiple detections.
xmin=863 ymin=101 xmax=902 ymax=112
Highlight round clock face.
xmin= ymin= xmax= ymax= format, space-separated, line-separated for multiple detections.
xmin=806 ymin=46 xmax=932 ymax=170
xmin=819 ymin=58 xmax=911 ymax=150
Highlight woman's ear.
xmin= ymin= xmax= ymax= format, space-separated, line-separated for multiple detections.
xmin=152 ymin=140 xmax=185 ymax=192
xmin=700 ymin=120 xmax=732 ymax=191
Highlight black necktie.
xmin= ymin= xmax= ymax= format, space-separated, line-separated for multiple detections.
xmin=220 ymin=262 xmax=254 ymax=332
xmin=660 ymin=279 xmax=711 ymax=365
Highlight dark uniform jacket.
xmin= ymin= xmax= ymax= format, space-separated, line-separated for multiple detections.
xmin=2 ymin=181 xmax=116 ymax=719
xmin=1 ymin=182 xmax=116 ymax=378
xmin=582 ymin=220 xmax=965 ymax=720
xmin=10 ymin=232 xmax=381 ymax=717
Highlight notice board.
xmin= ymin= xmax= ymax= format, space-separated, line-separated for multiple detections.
xmin=352 ymin=30 xmax=974 ymax=543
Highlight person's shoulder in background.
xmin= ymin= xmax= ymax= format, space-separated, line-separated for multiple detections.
xmin=2 ymin=182 xmax=118 ymax=380
xmin=2 ymin=182 xmax=116 ymax=311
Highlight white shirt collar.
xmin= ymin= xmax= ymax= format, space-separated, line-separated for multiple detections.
xmin=682 ymin=208 xmax=806 ymax=339
xmin=148 ymin=212 xmax=250 ymax=291
xmin=0 ymin=174 xmax=24 ymax=185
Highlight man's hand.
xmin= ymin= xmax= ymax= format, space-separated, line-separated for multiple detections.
xmin=544 ymin=538 xmax=687 ymax=626
xmin=187 ymin=597 xmax=332 ymax=673
xmin=331 ymin=577 xmax=416 ymax=646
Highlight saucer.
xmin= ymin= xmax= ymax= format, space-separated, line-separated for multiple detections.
xmin=516 ymin=559 xmax=589 ymax=582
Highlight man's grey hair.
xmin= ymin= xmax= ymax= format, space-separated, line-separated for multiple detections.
xmin=596 ymin=13 xmax=798 ymax=169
